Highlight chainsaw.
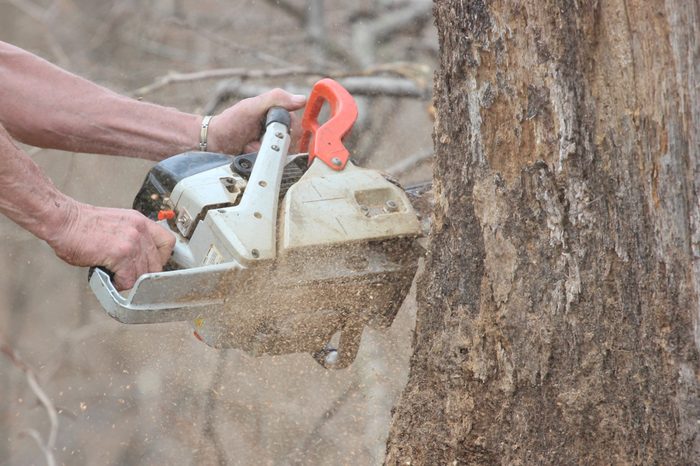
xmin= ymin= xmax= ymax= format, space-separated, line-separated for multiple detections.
xmin=89 ymin=79 xmax=428 ymax=369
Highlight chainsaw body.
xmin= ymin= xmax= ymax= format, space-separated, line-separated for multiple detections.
xmin=89 ymin=80 xmax=422 ymax=368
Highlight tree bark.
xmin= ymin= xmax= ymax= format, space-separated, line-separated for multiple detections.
xmin=386 ymin=0 xmax=700 ymax=464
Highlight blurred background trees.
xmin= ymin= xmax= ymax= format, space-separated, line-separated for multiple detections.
xmin=0 ymin=1 xmax=436 ymax=464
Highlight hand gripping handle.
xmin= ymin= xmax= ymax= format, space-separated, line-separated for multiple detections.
xmin=299 ymin=79 xmax=358 ymax=171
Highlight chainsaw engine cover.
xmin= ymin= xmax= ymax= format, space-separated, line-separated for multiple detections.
xmin=133 ymin=151 xmax=234 ymax=221
xmin=132 ymin=151 xmax=306 ymax=225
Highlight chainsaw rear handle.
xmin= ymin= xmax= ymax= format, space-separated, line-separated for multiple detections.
xmin=299 ymin=79 xmax=358 ymax=171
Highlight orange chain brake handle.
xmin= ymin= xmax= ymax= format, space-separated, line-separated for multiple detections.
xmin=299 ymin=78 xmax=358 ymax=171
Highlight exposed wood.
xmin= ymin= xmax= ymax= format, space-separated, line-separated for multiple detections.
xmin=386 ymin=0 xmax=700 ymax=464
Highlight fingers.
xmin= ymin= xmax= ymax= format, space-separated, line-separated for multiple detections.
xmin=208 ymin=88 xmax=306 ymax=156
xmin=289 ymin=113 xmax=302 ymax=152
xmin=113 ymin=269 xmax=136 ymax=292
xmin=255 ymin=90 xmax=305 ymax=152
xmin=107 ymin=214 xmax=153 ymax=290
xmin=110 ymin=225 xmax=144 ymax=291
xmin=257 ymin=88 xmax=306 ymax=112
xmin=63 ymin=208 xmax=175 ymax=291
xmin=48 ymin=200 xmax=176 ymax=291
xmin=145 ymin=220 xmax=176 ymax=265
xmin=113 ymin=215 xmax=174 ymax=290
xmin=243 ymin=141 xmax=262 ymax=153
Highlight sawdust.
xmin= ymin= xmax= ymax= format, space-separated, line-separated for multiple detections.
xmin=192 ymin=239 xmax=421 ymax=369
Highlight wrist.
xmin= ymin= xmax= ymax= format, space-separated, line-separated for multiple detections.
xmin=39 ymin=192 xmax=80 ymax=248
xmin=204 ymin=113 xmax=245 ymax=155
xmin=203 ymin=115 xmax=224 ymax=153
xmin=198 ymin=115 xmax=214 ymax=152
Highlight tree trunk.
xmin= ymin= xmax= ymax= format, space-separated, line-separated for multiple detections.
xmin=386 ymin=1 xmax=699 ymax=464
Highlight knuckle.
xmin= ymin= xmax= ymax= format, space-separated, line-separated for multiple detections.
xmin=131 ymin=214 xmax=149 ymax=231
xmin=124 ymin=209 xmax=140 ymax=220
xmin=114 ymin=272 xmax=133 ymax=291
xmin=115 ymin=242 xmax=133 ymax=258
xmin=124 ymin=229 xmax=140 ymax=243
xmin=137 ymin=264 xmax=150 ymax=277
xmin=268 ymin=88 xmax=286 ymax=102
xmin=150 ymin=261 xmax=164 ymax=273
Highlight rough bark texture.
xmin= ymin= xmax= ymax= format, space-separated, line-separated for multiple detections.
xmin=386 ymin=0 xmax=700 ymax=464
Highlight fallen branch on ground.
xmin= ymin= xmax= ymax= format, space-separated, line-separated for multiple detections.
xmin=18 ymin=429 xmax=55 ymax=466
xmin=1 ymin=340 xmax=58 ymax=466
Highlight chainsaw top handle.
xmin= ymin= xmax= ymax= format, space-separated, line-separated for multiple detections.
xmin=265 ymin=106 xmax=291 ymax=129
xmin=299 ymin=79 xmax=358 ymax=171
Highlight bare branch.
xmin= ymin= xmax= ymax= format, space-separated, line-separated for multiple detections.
xmin=1 ymin=341 xmax=59 ymax=466
xmin=263 ymin=0 xmax=358 ymax=66
xmin=338 ymin=76 xmax=427 ymax=98
xmin=199 ymin=354 xmax=228 ymax=466
xmin=369 ymin=1 xmax=433 ymax=41
xmin=202 ymin=80 xmax=265 ymax=115
xmin=4 ymin=0 xmax=46 ymax=22
xmin=352 ymin=0 xmax=433 ymax=67
xmin=133 ymin=59 xmax=431 ymax=98
xmin=132 ymin=66 xmax=319 ymax=96
xmin=26 ymin=372 xmax=58 ymax=450
xmin=307 ymin=0 xmax=326 ymax=68
xmin=202 ymin=75 xmax=429 ymax=114
xmin=5 ymin=0 xmax=71 ymax=67
xmin=18 ymin=429 xmax=55 ymax=466
xmin=262 ymin=0 xmax=305 ymax=23
xmin=293 ymin=381 xmax=359 ymax=463
xmin=351 ymin=97 xmax=401 ymax=164
xmin=164 ymin=16 xmax=293 ymax=67
xmin=385 ymin=148 xmax=434 ymax=176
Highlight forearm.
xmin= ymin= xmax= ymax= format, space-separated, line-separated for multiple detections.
xmin=0 ymin=123 xmax=175 ymax=288
xmin=0 ymin=41 xmax=201 ymax=161
xmin=0 ymin=124 xmax=73 ymax=244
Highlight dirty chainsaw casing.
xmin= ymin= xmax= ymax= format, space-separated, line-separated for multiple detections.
xmin=89 ymin=79 xmax=423 ymax=368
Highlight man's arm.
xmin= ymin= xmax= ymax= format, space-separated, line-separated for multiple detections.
xmin=0 ymin=41 xmax=306 ymax=160
xmin=0 ymin=123 xmax=175 ymax=289
xmin=0 ymin=42 xmax=306 ymax=290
